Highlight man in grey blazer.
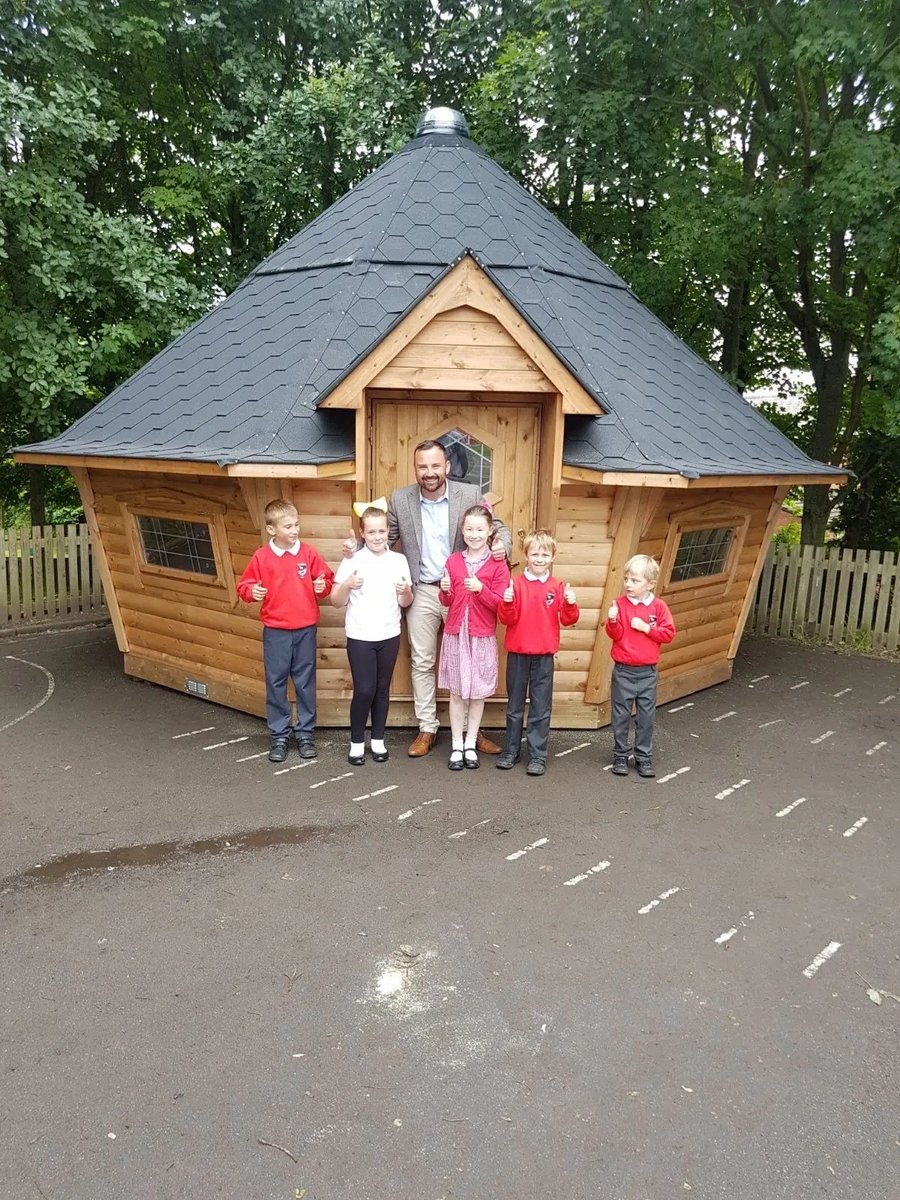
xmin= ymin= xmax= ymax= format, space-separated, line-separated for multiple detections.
xmin=378 ymin=439 xmax=511 ymax=756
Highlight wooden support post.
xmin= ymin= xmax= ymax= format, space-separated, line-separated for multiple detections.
xmin=728 ymin=484 xmax=790 ymax=658
xmin=70 ymin=467 xmax=130 ymax=652
xmin=238 ymin=478 xmax=286 ymax=539
xmin=535 ymin=394 xmax=563 ymax=532
xmin=584 ymin=487 xmax=645 ymax=704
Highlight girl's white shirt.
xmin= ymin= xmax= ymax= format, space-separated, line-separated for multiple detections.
xmin=335 ymin=547 xmax=411 ymax=641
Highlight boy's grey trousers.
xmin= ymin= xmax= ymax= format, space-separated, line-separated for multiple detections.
xmin=610 ymin=662 xmax=659 ymax=763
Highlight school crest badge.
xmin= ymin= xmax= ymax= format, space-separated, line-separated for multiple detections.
xmin=297 ymin=562 xmax=308 ymax=579
xmin=545 ymin=591 xmax=555 ymax=606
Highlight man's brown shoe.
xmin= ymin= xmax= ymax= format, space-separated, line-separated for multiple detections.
xmin=408 ymin=731 xmax=437 ymax=757
xmin=475 ymin=731 xmax=501 ymax=755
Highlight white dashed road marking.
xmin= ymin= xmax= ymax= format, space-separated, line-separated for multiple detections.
xmin=712 ymin=710 xmax=737 ymax=722
xmin=350 ymin=785 xmax=398 ymax=803
xmin=563 ymin=860 xmax=610 ymax=886
xmin=1 ymin=656 xmax=55 ymax=734
xmin=715 ymin=778 xmax=751 ymax=800
xmin=715 ymin=911 xmax=755 ymax=944
xmin=878 ymin=694 xmax=896 ymax=705
xmin=172 ymin=725 xmax=216 ymax=739
xmin=397 ymin=798 xmax=443 ymax=821
xmin=236 ymin=750 xmax=270 ymax=762
xmin=203 ymin=736 xmax=249 ymax=750
xmin=776 ymin=797 xmax=807 ymax=818
xmin=750 ymin=675 xmax=770 ymax=683
xmin=555 ymin=742 xmax=591 ymax=758
xmin=273 ymin=761 xmax=316 ymax=776
xmin=448 ymin=818 xmax=492 ymax=839
xmin=310 ymin=772 xmax=354 ymax=790
xmin=832 ymin=688 xmax=852 ymax=698
xmin=842 ymin=817 xmax=868 ymax=838
xmin=758 ymin=719 xmax=784 ymax=728
xmin=790 ymin=680 xmax=810 ymax=690
xmin=506 ymin=837 xmax=549 ymax=862
xmin=639 ymin=886 xmax=679 ymax=915
xmin=865 ymin=741 xmax=887 ymax=756
xmin=667 ymin=702 xmax=695 ymax=713
xmin=810 ymin=730 xmax=835 ymax=744
xmin=802 ymin=941 xmax=841 ymax=978
xmin=657 ymin=766 xmax=691 ymax=784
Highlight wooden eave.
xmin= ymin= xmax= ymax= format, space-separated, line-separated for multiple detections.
xmin=560 ymin=466 xmax=848 ymax=488
xmin=317 ymin=255 xmax=603 ymax=416
xmin=14 ymin=451 xmax=355 ymax=480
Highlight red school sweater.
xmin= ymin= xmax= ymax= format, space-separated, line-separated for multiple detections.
xmin=604 ymin=596 xmax=676 ymax=665
xmin=237 ymin=542 xmax=334 ymax=629
xmin=438 ymin=552 xmax=510 ymax=636
xmin=497 ymin=574 xmax=580 ymax=654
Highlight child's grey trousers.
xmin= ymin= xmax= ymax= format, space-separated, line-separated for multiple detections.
xmin=610 ymin=662 xmax=659 ymax=763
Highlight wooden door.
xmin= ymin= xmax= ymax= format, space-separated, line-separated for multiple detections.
xmin=371 ymin=399 xmax=541 ymax=699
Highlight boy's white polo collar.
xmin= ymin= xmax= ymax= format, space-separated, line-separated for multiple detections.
xmin=524 ymin=569 xmax=551 ymax=582
xmin=626 ymin=593 xmax=655 ymax=606
xmin=269 ymin=539 xmax=301 ymax=557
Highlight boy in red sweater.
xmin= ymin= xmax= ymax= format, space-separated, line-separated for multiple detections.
xmin=496 ymin=530 xmax=580 ymax=776
xmin=238 ymin=500 xmax=334 ymax=762
xmin=604 ymin=554 xmax=676 ymax=777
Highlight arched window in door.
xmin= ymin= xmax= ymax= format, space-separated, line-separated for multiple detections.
xmin=439 ymin=428 xmax=493 ymax=491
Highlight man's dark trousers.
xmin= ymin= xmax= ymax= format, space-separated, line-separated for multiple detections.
xmin=504 ymin=652 xmax=554 ymax=764
xmin=262 ymin=626 xmax=317 ymax=739
xmin=611 ymin=662 xmax=658 ymax=762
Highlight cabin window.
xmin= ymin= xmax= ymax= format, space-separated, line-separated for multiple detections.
xmin=136 ymin=516 xmax=217 ymax=577
xmin=670 ymin=527 xmax=735 ymax=583
xmin=439 ymin=429 xmax=493 ymax=491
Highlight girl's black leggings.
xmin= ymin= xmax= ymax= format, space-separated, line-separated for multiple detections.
xmin=346 ymin=635 xmax=401 ymax=741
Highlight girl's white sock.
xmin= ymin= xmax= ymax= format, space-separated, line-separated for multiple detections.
xmin=349 ymin=741 xmax=365 ymax=757
xmin=370 ymin=738 xmax=386 ymax=755
xmin=464 ymin=732 xmax=477 ymax=749
xmin=451 ymin=737 xmax=464 ymax=751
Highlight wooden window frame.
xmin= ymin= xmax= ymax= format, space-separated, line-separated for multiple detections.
xmin=658 ymin=505 xmax=750 ymax=596
xmin=118 ymin=489 xmax=237 ymax=604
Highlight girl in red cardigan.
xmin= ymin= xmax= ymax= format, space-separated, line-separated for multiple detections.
xmin=438 ymin=505 xmax=510 ymax=770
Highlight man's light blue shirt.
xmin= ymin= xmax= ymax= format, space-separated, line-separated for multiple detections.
xmin=419 ymin=493 xmax=451 ymax=582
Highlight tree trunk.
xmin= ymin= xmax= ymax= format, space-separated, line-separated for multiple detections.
xmin=801 ymin=483 xmax=831 ymax=545
xmin=27 ymin=463 xmax=46 ymax=527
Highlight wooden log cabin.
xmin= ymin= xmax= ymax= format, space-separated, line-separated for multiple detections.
xmin=16 ymin=108 xmax=844 ymax=730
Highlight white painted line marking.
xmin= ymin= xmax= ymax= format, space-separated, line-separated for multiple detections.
xmin=715 ymin=778 xmax=751 ymax=800
xmin=802 ymin=941 xmax=841 ymax=978
xmin=865 ymin=741 xmax=887 ymax=756
xmin=842 ymin=817 xmax=868 ymax=838
xmin=638 ymin=886 xmax=680 ymax=915
xmin=506 ymin=837 xmax=549 ymax=862
xmin=667 ymin=702 xmax=695 ymax=713
xmin=555 ymin=741 xmax=591 ymax=758
xmin=715 ymin=910 xmax=755 ymax=944
xmin=776 ymin=796 xmax=807 ymax=818
xmin=832 ymin=688 xmax=852 ymax=698
xmin=172 ymin=725 xmax=216 ymax=739
xmin=563 ymin=860 xmax=610 ymax=886
xmin=657 ymin=766 xmax=691 ymax=784
xmin=448 ymin=818 xmax=492 ymax=840
xmin=1 ymin=656 xmax=55 ymax=733
xmin=351 ymin=784 xmax=399 ymax=803
xmin=712 ymin=710 xmax=737 ymax=722
xmin=236 ymin=750 xmax=270 ymax=762
xmin=878 ymin=694 xmax=896 ymax=705
xmin=810 ymin=730 xmax=835 ymax=744
xmin=790 ymin=680 xmax=810 ymax=690
xmin=397 ymin=798 xmax=443 ymax=821
xmin=273 ymin=761 xmax=316 ymax=776
xmin=203 ymin=736 xmax=249 ymax=750
xmin=310 ymin=772 xmax=354 ymax=790
xmin=758 ymin=719 xmax=784 ymax=728
xmin=750 ymin=675 xmax=769 ymax=683
xmin=602 ymin=764 xmax=614 ymax=771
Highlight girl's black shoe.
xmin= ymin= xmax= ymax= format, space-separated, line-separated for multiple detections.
xmin=348 ymin=751 xmax=365 ymax=766
xmin=371 ymin=748 xmax=389 ymax=763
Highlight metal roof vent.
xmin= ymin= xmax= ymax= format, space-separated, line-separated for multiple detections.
xmin=415 ymin=106 xmax=469 ymax=138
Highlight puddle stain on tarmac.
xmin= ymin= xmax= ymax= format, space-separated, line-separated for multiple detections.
xmin=1 ymin=824 xmax=344 ymax=891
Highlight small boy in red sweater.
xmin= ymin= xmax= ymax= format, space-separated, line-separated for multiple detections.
xmin=496 ymin=530 xmax=579 ymax=776
xmin=604 ymin=554 xmax=676 ymax=778
xmin=237 ymin=500 xmax=333 ymax=762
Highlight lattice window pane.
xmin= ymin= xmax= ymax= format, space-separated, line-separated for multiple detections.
xmin=671 ymin=527 xmax=734 ymax=582
xmin=439 ymin=429 xmax=493 ymax=492
xmin=137 ymin=515 xmax=217 ymax=576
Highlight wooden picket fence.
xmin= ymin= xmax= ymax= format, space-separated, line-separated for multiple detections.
xmin=1 ymin=524 xmax=106 ymax=630
xmin=750 ymin=543 xmax=900 ymax=653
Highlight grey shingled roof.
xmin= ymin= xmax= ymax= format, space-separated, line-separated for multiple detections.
xmin=20 ymin=126 xmax=840 ymax=480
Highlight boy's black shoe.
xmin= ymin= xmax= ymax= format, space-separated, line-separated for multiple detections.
xmin=611 ymin=757 xmax=629 ymax=776
xmin=297 ymin=739 xmax=317 ymax=759
xmin=526 ymin=759 xmax=546 ymax=776
xmin=496 ymin=753 xmax=518 ymax=770
xmin=268 ymin=739 xmax=289 ymax=764
xmin=635 ymin=759 xmax=655 ymax=778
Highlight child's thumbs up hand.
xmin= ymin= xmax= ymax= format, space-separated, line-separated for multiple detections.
xmin=440 ymin=569 xmax=451 ymax=593
xmin=341 ymin=529 xmax=357 ymax=559
xmin=313 ymin=573 xmax=327 ymax=595
xmin=394 ymin=576 xmax=410 ymax=597
xmin=503 ymin=584 xmax=514 ymax=604
xmin=608 ymin=603 xmax=619 ymax=621
xmin=563 ymin=583 xmax=576 ymax=605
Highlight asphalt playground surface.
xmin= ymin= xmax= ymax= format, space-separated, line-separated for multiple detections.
xmin=0 ymin=624 xmax=898 ymax=1200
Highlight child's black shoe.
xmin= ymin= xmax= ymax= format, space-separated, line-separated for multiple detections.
xmin=269 ymin=739 xmax=289 ymax=763
xmin=526 ymin=759 xmax=546 ymax=776
xmin=611 ymin=757 xmax=629 ymax=776
xmin=635 ymin=759 xmax=655 ymax=778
